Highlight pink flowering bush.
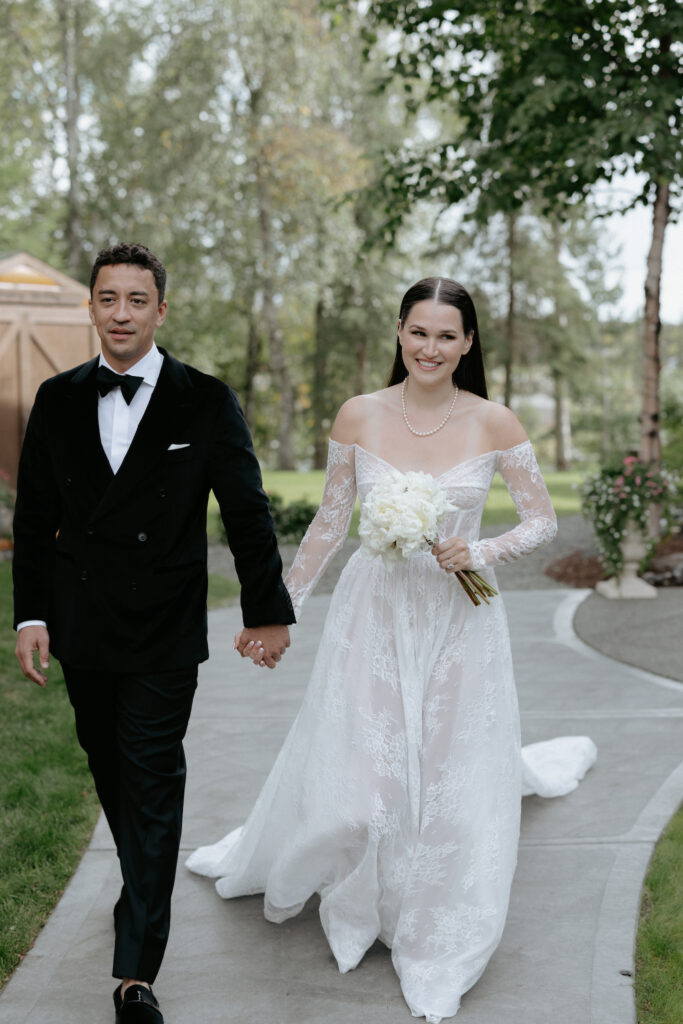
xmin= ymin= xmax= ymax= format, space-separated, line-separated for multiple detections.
xmin=581 ymin=456 xmax=679 ymax=577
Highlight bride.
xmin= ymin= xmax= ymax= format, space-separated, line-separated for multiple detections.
xmin=187 ymin=277 xmax=595 ymax=1023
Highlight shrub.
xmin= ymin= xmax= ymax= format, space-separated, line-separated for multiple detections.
xmin=218 ymin=492 xmax=318 ymax=548
xmin=581 ymin=456 xmax=680 ymax=577
xmin=267 ymin=493 xmax=317 ymax=543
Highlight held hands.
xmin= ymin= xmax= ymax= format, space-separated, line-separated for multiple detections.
xmin=432 ymin=536 xmax=473 ymax=574
xmin=15 ymin=625 xmax=51 ymax=687
xmin=234 ymin=624 xmax=291 ymax=669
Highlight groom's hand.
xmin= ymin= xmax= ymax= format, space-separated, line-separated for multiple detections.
xmin=234 ymin=625 xmax=290 ymax=669
xmin=15 ymin=625 xmax=51 ymax=687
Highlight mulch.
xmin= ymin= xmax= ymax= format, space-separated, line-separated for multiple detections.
xmin=545 ymin=550 xmax=607 ymax=588
xmin=545 ymin=533 xmax=683 ymax=589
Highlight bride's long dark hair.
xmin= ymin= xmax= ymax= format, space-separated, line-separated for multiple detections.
xmin=387 ymin=277 xmax=488 ymax=399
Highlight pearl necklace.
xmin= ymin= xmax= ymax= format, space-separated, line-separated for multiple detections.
xmin=401 ymin=377 xmax=459 ymax=437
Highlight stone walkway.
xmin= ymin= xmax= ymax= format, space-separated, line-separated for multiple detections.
xmin=1 ymin=586 xmax=682 ymax=1024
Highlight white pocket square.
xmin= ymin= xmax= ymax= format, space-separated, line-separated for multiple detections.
xmin=168 ymin=443 xmax=191 ymax=450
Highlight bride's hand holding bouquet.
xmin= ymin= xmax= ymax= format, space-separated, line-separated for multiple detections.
xmin=432 ymin=535 xmax=498 ymax=607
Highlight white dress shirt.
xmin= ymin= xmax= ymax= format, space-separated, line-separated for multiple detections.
xmin=98 ymin=343 xmax=163 ymax=472
xmin=18 ymin=344 xmax=164 ymax=632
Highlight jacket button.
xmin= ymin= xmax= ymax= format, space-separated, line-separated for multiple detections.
xmin=80 ymin=570 xmax=88 ymax=581
xmin=65 ymin=476 xmax=72 ymax=486
xmin=159 ymin=489 xmax=167 ymax=499
xmin=130 ymin=581 xmax=138 ymax=591
xmin=137 ymin=532 xmax=148 ymax=543
xmin=86 ymin=527 xmax=94 ymax=536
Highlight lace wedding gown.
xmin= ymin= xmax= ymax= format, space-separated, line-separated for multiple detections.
xmin=187 ymin=440 xmax=596 ymax=1023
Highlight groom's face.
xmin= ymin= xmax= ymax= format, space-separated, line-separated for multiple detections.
xmin=89 ymin=263 xmax=168 ymax=373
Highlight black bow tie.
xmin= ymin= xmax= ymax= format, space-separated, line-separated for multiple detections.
xmin=95 ymin=365 xmax=145 ymax=405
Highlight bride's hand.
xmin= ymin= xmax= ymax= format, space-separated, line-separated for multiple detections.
xmin=432 ymin=536 xmax=472 ymax=574
xmin=234 ymin=626 xmax=290 ymax=669
xmin=234 ymin=631 xmax=266 ymax=665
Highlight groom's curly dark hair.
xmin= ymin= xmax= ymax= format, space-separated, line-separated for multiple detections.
xmin=89 ymin=242 xmax=167 ymax=303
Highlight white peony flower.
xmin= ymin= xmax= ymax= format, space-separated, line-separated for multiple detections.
xmin=359 ymin=469 xmax=455 ymax=562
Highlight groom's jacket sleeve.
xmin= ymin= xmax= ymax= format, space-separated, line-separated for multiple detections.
xmin=207 ymin=385 xmax=294 ymax=628
xmin=12 ymin=383 xmax=61 ymax=628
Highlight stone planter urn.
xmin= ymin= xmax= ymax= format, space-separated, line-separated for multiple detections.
xmin=596 ymin=519 xmax=657 ymax=599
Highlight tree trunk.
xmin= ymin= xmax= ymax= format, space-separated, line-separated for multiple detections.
xmin=57 ymin=0 xmax=84 ymax=279
xmin=243 ymin=299 xmax=262 ymax=428
xmin=600 ymin=337 xmax=611 ymax=458
xmin=639 ymin=180 xmax=669 ymax=464
xmin=355 ymin=325 xmax=368 ymax=398
xmin=312 ymin=296 xmax=328 ymax=470
xmin=503 ymin=213 xmax=517 ymax=408
xmin=553 ymin=370 xmax=571 ymax=471
xmin=254 ymin=162 xmax=295 ymax=470
xmin=601 ymin=380 xmax=611 ymax=459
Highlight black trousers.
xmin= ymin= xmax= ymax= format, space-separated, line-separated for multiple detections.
xmin=63 ymin=664 xmax=198 ymax=983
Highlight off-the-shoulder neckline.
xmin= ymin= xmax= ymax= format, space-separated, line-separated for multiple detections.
xmin=328 ymin=439 xmax=532 ymax=480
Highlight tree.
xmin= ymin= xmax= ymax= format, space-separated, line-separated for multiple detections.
xmin=354 ymin=0 xmax=683 ymax=463
xmin=0 ymin=0 xmax=154 ymax=275
xmin=55 ymin=0 xmax=84 ymax=277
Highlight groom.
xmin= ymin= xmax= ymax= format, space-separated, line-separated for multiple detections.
xmin=12 ymin=242 xmax=294 ymax=1022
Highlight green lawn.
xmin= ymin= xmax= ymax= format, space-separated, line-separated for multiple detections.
xmin=636 ymin=806 xmax=683 ymax=1024
xmin=0 ymin=561 xmax=101 ymax=990
xmin=206 ymin=574 xmax=241 ymax=609
xmin=209 ymin=468 xmax=584 ymax=540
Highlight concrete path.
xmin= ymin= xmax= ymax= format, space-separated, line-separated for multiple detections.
xmin=1 ymin=589 xmax=682 ymax=1024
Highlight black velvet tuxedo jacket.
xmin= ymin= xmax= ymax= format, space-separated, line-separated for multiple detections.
xmin=12 ymin=348 xmax=294 ymax=672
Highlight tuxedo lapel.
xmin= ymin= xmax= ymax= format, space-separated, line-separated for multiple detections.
xmin=92 ymin=350 xmax=195 ymax=521
xmin=66 ymin=357 xmax=115 ymax=498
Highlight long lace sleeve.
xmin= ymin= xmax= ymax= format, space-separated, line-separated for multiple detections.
xmin=467 ymin=440 xmax=557 ymax=569
xmin=284 ymin=440 xmax=357 ymax=616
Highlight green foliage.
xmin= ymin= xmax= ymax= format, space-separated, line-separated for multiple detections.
xmin=3 ymin=0 xmax=678 ymax=474
xmin=357 ymin=0 xmax=683 ymax=232
xmin=206 ymin=573 xmax=241 ymax=609
xmin=266 ymin=493 xmax=319 ymax=544
xmin=216 ymin=490 xmax=318 ymax=548
xmin=636 ymin=806 xmax=683 ymax=1024
xmin=581 ymin=456 xmax=680 ymax=576
xmin=661 ymin=360 xmax=683 ymax=472
xmin=0 ymin=471 xmax=14 ymax=540
xmin=0 ymin=471 xmax=13 ymax=511
xmin=0 ymin=562 xmax=100 ymax=989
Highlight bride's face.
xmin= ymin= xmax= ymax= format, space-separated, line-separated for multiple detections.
xmin=398 ymin=300 xmax=472 ymax=386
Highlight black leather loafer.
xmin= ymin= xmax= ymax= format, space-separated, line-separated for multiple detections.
xmin=114 ymin=984 xmax=163 ymax=1022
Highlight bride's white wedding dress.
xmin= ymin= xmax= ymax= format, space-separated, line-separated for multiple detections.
xmin=187 ymin=440 xmax=596 ymax=1023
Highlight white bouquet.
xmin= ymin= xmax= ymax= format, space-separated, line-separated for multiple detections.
xmin=359 ymin=469 xmax=454 ymax=561
xmin=359 ymin=469 xmax=498 ymax=606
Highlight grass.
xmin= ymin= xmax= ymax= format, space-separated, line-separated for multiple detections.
xmin=206 ymin=573 xmax=241 ymax=609
xmin=0 ymin=563 xmax=239 ymax=992
xmin=636 ymin=805 xmax=683 ymax=1024
xmin=0 ymin=561 xmax=101 ymax=990
xmin=208 ymin=467 xmax=584 ymax=540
